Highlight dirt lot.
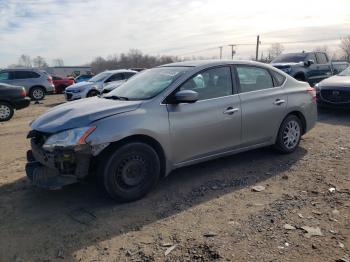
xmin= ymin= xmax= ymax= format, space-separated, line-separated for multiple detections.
xmin=0 ymin=95 xmax=349 ymax=262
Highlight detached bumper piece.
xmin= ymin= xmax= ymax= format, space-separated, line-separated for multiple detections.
xmin=25 ymin=133 xmax=91 ymax=190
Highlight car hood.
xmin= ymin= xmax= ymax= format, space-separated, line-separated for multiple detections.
xmin=319 ymin=75 xmax=350 ymax=88
xmin=31 ymin=97 xmax=142 ymax=133
xmin=65 ymin=81 xmax=94 ymax=91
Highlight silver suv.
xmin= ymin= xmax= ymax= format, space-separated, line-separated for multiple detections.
xmin=64 ymin=69 xmax=137 ymax=101
xmin=26 ymin=60 xmax=317 ymax=202
xmin=0 ymin=69 xmax=54 ymax=100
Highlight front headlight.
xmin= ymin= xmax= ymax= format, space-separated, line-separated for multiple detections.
xmin=43 ymin=126 xmax=96 ymax=151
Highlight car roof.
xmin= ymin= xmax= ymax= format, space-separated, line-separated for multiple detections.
xmin=3 ymin=68 xmax=43 ymax=72
xmin=159 ymin=59 xmax=275 ymax=69
xmin=104 ymin=69 xmax=138 ymax=74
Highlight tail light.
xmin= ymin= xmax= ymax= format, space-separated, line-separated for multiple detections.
xmin=47 ymin=76 xmax=53 ymax=84
xmin=307 ymin=87 xmax=316 ymax=102
xmin=20 ymin=87 xmax=26 ymax=97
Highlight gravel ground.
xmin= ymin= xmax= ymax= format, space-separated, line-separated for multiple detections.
xmin=0 ymin=95 xmax=349 ymax=262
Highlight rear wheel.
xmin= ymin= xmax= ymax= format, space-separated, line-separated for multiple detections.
xmin=0 ymin=102 xmax=14 ymax=122
xmin=30 ymin=86 xmax=45 ymax=100
xmin=87 ymin=89 xmax=99 ymax=97
xmin=99 ymin=143 xmax=161 ymax=202
xmin=274 ymin=115 xmax=302 ymax=154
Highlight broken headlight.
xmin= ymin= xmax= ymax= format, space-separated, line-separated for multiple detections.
xmin=43 ymin=126 xmax=96 ymax=151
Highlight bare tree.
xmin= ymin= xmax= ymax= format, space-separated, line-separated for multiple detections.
xmin=313 ymin=45 xmax=329 ymax=54
xmin=90 ymin=49 xmax=178 ymax=73
xmin=340 ymin=36 xmax=350 ymax=61
xmin=268 ymin=43 xmax=285 ymax=60
xmin=32 ymin=56 xmax=48 ymax=68
xmin=52 ymin=58 xmax=64 ymax=67
xmin=18 ymin=54 xmax=32 ymax=67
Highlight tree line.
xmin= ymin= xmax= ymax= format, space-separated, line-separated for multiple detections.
xmin=7 ymin=35 xmax=350 ymax=73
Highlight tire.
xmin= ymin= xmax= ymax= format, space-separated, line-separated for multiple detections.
xmin=87 ymin=89 xmax=99 ymax=97
xmin=29 ymin=86 xmax=45 ymax=100
xmin=98 ymin=143 xmax=161 ymax=202
xmin=0 ymin=102 xmax=14 ymax=122
xmin=274 ymin=115 xmax=302 ymax=154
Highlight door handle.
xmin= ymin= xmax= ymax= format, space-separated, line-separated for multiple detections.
xmin=274 ymin=99 xmax=286 ymax=106
xmin=223 ymin=107 xmax=239 ymax=115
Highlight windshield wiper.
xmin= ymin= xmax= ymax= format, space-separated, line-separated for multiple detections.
xmin=104 ymin=95 xmax=129 ymax=100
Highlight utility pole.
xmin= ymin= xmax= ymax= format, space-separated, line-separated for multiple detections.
xmin=219 ymin=46 xmax=223 ymax=59
xmin=255 ymin=35 xmax=260 ymax=61
xmin=228 ymin=44 xmax=236 ymax=59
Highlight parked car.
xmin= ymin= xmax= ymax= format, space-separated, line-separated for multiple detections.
xmin=52 ymin=75 xmax=75 ymax=94
xmin=26 ymin=60 xmax=317 ymax=202
xmin=315 ymin=66 xmax=350 ymax=109
xmin=271 ymin=52 xmax=334 ymax=86
xmin=75 ymin=74 xmax=94 ymax=83
xmin=101 ymin=71 xmax=137 ymax=94
xmin=0 ymin=83 xmax=31 ymax=121
xmin=0 ymin=69 xmax=54 ymax=100
xmin=65 ymin=69 xmax=137 ymax=101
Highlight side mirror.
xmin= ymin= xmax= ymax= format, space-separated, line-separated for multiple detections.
xmin=305 ymin=60 xmax=314 ymax=67
xmin=174 ymin=90 xmax=198 ymax=104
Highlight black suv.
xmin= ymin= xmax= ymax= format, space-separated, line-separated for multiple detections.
xmin=271 ymin=52 xmax=333 ymax=86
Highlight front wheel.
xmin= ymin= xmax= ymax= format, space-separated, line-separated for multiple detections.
xmin=0 ymin=102 xmax=14 ymax=122
xmin=274 ymin=115 xmax=302 ymax=154
xmin=99 ymin=143 xmax=161 ymax=202
xmin=87 ymin=89 xmax=99 ymax=97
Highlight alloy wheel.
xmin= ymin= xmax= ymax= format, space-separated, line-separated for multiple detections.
xmin=282 ymin=120 xmax=301 ymax=149
xmin=32 ymin=88 xmax=44 ymax=100
xmin=0 ymin=104 xmax=11 ymax=120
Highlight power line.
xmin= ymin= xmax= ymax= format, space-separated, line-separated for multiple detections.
xmin=177 ymin=36 xmax=343 ymax=57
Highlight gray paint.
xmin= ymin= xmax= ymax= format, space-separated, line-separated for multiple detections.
xmin=30 ymin=60 xmax=317 ymax=175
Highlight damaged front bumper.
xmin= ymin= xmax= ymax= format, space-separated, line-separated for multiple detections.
xmin=25 ymin=131 xmax=94 ymax=190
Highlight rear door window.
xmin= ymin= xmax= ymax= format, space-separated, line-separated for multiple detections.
xmin=236 ymin=66 xmax=274 ymax=93
xmin=14 ymin=71 xmax=40 ymax=79
xmin=316 ymin=53 xmax=328 ymax=64
xmin=270 ymin=70 xmax=286 ymax=86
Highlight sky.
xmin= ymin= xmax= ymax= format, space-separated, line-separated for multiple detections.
xmin=0 ymin=0 xmax=349 ymax=67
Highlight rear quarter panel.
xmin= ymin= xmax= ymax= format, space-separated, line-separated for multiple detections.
xmin=284 ymin=79 xmax=317 ymax=133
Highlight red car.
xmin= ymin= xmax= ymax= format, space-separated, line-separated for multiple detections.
xmin=52 ymin=76 xmax=75 ymax=94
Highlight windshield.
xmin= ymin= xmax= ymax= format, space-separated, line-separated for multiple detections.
xmin=88 ymin=72 xmax=110 ymax=82
xmin=106 ymin=67 xmax=190 ymax=100
xmin=338 ymin=66 xmax=350 ymax=76
xmin=272 ymin=53 xmax=307 ymax=63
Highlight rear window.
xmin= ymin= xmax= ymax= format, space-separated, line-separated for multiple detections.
xmin=13 ymin=71 xmax=40 ymax=79
xmin=270 ymin=70 xmax=286 ymax=86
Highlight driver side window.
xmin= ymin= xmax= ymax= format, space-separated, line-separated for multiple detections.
xmin=180 ymin=67 xmax=233 ymax=100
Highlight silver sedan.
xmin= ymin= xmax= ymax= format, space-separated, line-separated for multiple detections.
xmin=27 ymin=60 xmax=317 ymax=202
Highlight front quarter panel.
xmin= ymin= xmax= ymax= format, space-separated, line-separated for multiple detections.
xmin=86 ymin=100 xmax=171 ymax=162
